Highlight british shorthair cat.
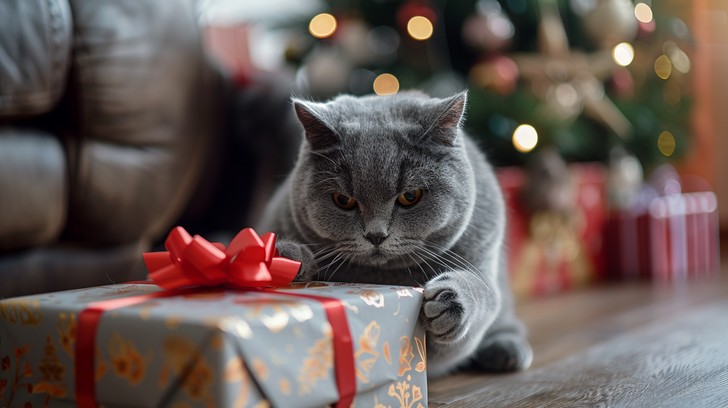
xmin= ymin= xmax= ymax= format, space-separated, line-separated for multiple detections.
xmin=259 ymin=91 xmax=532 ymax=377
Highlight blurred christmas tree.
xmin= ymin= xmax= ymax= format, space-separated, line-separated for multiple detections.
xmin=285 ymin=0 xmax=692 ymax=169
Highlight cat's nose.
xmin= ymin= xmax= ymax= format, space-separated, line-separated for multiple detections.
xmin=364 ymin=232 xmax=389 ymax=246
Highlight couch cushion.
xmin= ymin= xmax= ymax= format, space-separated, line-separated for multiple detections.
xmin=0 ymin=129 xmax=67 ymax=250
xmin=0 ymin=0 xmax=72 ymax=117
xmin=65 ymin=0 xmax=215 ymax=244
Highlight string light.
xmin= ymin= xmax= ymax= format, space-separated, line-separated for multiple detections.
xmin=634 ymin=3 xmax=653 ymax=23
xmin=309 ymin=13 xmax=337 ymax=38
xmin=407 ymin=16 xmax=434 ymax=41
xmin=612 ymin=42 xmax=635 ymax=67
xmin=512 ymin=124 xmax=538 ymax=153
xmin=654 ymin=55 xmax=672 ymax=80
xmin=658 ymin=131 xmax=676 ymax=157
xmin=373 ymin=73 xmax=399 ymax=95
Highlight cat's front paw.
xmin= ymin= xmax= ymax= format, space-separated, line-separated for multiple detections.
xmin=421 ymin=273 xmax=468 ymax=345
xmin=275 ymin=239 xmax=318 ymax=281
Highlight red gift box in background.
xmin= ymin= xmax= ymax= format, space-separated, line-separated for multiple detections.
xmin=605 ymin=192 xmax=720 ymax=281
xmin=497 ymin=164 xmax=607 ymax=299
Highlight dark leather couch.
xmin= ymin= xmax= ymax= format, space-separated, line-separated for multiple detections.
xmin=0 ymin=0 xmax=230 ymax=297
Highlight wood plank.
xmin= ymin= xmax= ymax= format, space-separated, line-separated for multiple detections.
xmin=428 ymin=274 xmax=728 ymax=407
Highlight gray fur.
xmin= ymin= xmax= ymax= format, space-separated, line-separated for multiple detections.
xmin=259 ymin=91 xmax=532 ymax=377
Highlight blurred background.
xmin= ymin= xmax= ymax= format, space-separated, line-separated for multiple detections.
xmin=0 ymin=0 xmax=725 ymax=299
xmin=199 ymin=0 xmax=722 ymax=299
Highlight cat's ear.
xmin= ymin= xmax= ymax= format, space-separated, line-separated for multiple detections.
xmin=292 ymin=99 xmax=340 ymax=150
xmin=421 ymin=91 xmax=467 ymax=146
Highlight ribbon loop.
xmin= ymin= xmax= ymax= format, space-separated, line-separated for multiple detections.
xmin=144 ymin=227 xmax=301 ymax=290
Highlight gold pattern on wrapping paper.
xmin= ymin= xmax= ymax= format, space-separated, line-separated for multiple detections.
xmin=398 ymin=337 xmax=414 ymax=376
xmin=32 ymin=335 xmax=67 ymax=398
xmin=279 ymin=377 xmax=292 ymax=396
xmin=347 ymin=289 xmax=385 ymax=308
xmin=108 ymin=333 xmax=151 ymax=385
xmin=224 ymin=357 xmax=245 ymax=382
xmin=211 ymin=332 xmax=224 ymax=351
xmin=57 ymin=313 xmax=77 ymax=358
xmin=395 ymin=289 xmax=413 ymax=298
xmin=160 ymin=337 xmax=214 ymax=402
xmin=289 ymin=303 xmax=314 ymax=323
xmin=284 ymin=282 xmax=331 ymax=289
xmin=251 ymin=358 xmax=269 ymax=380
xmin=355 ymin=321 xmax=381 ymax=383
xmin=383 ymin=341 xmax=392 ymax=365
xmin=260 ymin=310 xmax=289 ymax=333
xmin=138 ymin=302 xmax=161 ymax=320
xmin=322 ymin=321 xmax=333 ymax=337
xmin=165 ymin=315 xmax=183 ymax=329
xmin=297 ymin=333 xmax=333 ymax=395
xmin=224 ymin=357 xmax=251 ymax=408
xmin=342 ymin=300 xmax=359 ymax=314
xmin=96 ymin=349 xmax=108 ymax=382
xmin=414 ymin=336 xmax=426 ymax=373
xmin=234 ymin=299 xmax=314 ymax=333
xmin=2 ymin=344 xmax=33 ymax=404
xmin=387 ymin=375 xmax=425 ymax=408
xmin=0 ymin=299 xmax=42 ymax=326
xmin=218 ymin=316 xmax=253 ymax=340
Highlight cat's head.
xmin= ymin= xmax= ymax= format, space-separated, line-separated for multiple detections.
xmin=290 ymin=91 xmax=476 ymax=268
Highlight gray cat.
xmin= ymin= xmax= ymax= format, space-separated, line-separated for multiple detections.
xmin=258 ymin=91 xmax=532 ymax=377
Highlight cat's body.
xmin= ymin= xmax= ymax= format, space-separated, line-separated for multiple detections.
xmin=259 ymin=91 xmax=532 ymax=377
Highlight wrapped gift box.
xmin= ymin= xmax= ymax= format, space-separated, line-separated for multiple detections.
xmin=605 ymin=192 xmax=720 ymax=280
xmin=0 ymin=282 xmax=426 ymax=408
xmin=497 ymin=164 xmax=607 ymax=298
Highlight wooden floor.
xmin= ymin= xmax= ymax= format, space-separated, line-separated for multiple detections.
xmin=429 ymin=262 xmax=728 ymax=406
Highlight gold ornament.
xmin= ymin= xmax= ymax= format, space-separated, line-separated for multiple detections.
xmin=512 ymin=0 xmax=632 ymax=139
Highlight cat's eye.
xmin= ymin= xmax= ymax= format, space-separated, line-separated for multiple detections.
xmin=397 ymin=189 xmax=423 ymax=207
xmin=332 ymin=192 xmax=357 ymax=210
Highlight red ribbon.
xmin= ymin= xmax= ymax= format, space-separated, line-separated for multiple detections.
xmin=75 ymin=227 xmax=356 ymax=408
xmin=142 ymin=227 xmax=301 ymax=289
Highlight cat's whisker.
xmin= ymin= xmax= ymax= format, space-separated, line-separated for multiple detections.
xmin=412 ymin=250 xmax=439 ymax=279
xmin=422 ymin=243 xmax=482 ymax=275
xmin=405 ymin=252 xmax=428 ymax=286
xmin=308 ymin=150 xmax=341 ymax=169
xmin=327 ymin=253 xmax=351 ymax=281
xmin=321 ymin=252 xmax=344 ymax=277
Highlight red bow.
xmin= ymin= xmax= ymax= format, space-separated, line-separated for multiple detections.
xmin=143 ymin=227 xmax=301 ymax=290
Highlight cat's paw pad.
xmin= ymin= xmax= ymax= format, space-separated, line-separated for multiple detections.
xmin=275 ymin=240 xmax=318 ymax=281
xmin=421 ymin=277 xmax=467 ymax=344
xmin=472 ymin=333 xmax=533 ymax=372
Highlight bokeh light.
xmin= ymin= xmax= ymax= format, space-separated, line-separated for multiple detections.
xmin=664 ymin=42 xmax=691 ymax=74
xmin=373 ymin=73 xmax=399 ymax=95
xmin=407 ymin=16 xmax=434 ymax=41
xmin=612 ymin=42 xmax=635 ymax=67
xmin=634 ymin=3 xmax=653 ymax=24
xmin=309 ymin=13 xmax=337 ymax=39
xmin=512 ymin=124 xmax=538 ymax=153
xmin=654 ymin=55 xmax=673 ymax=80
xmin=658 ymin=131 xmax=676 ymax=157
